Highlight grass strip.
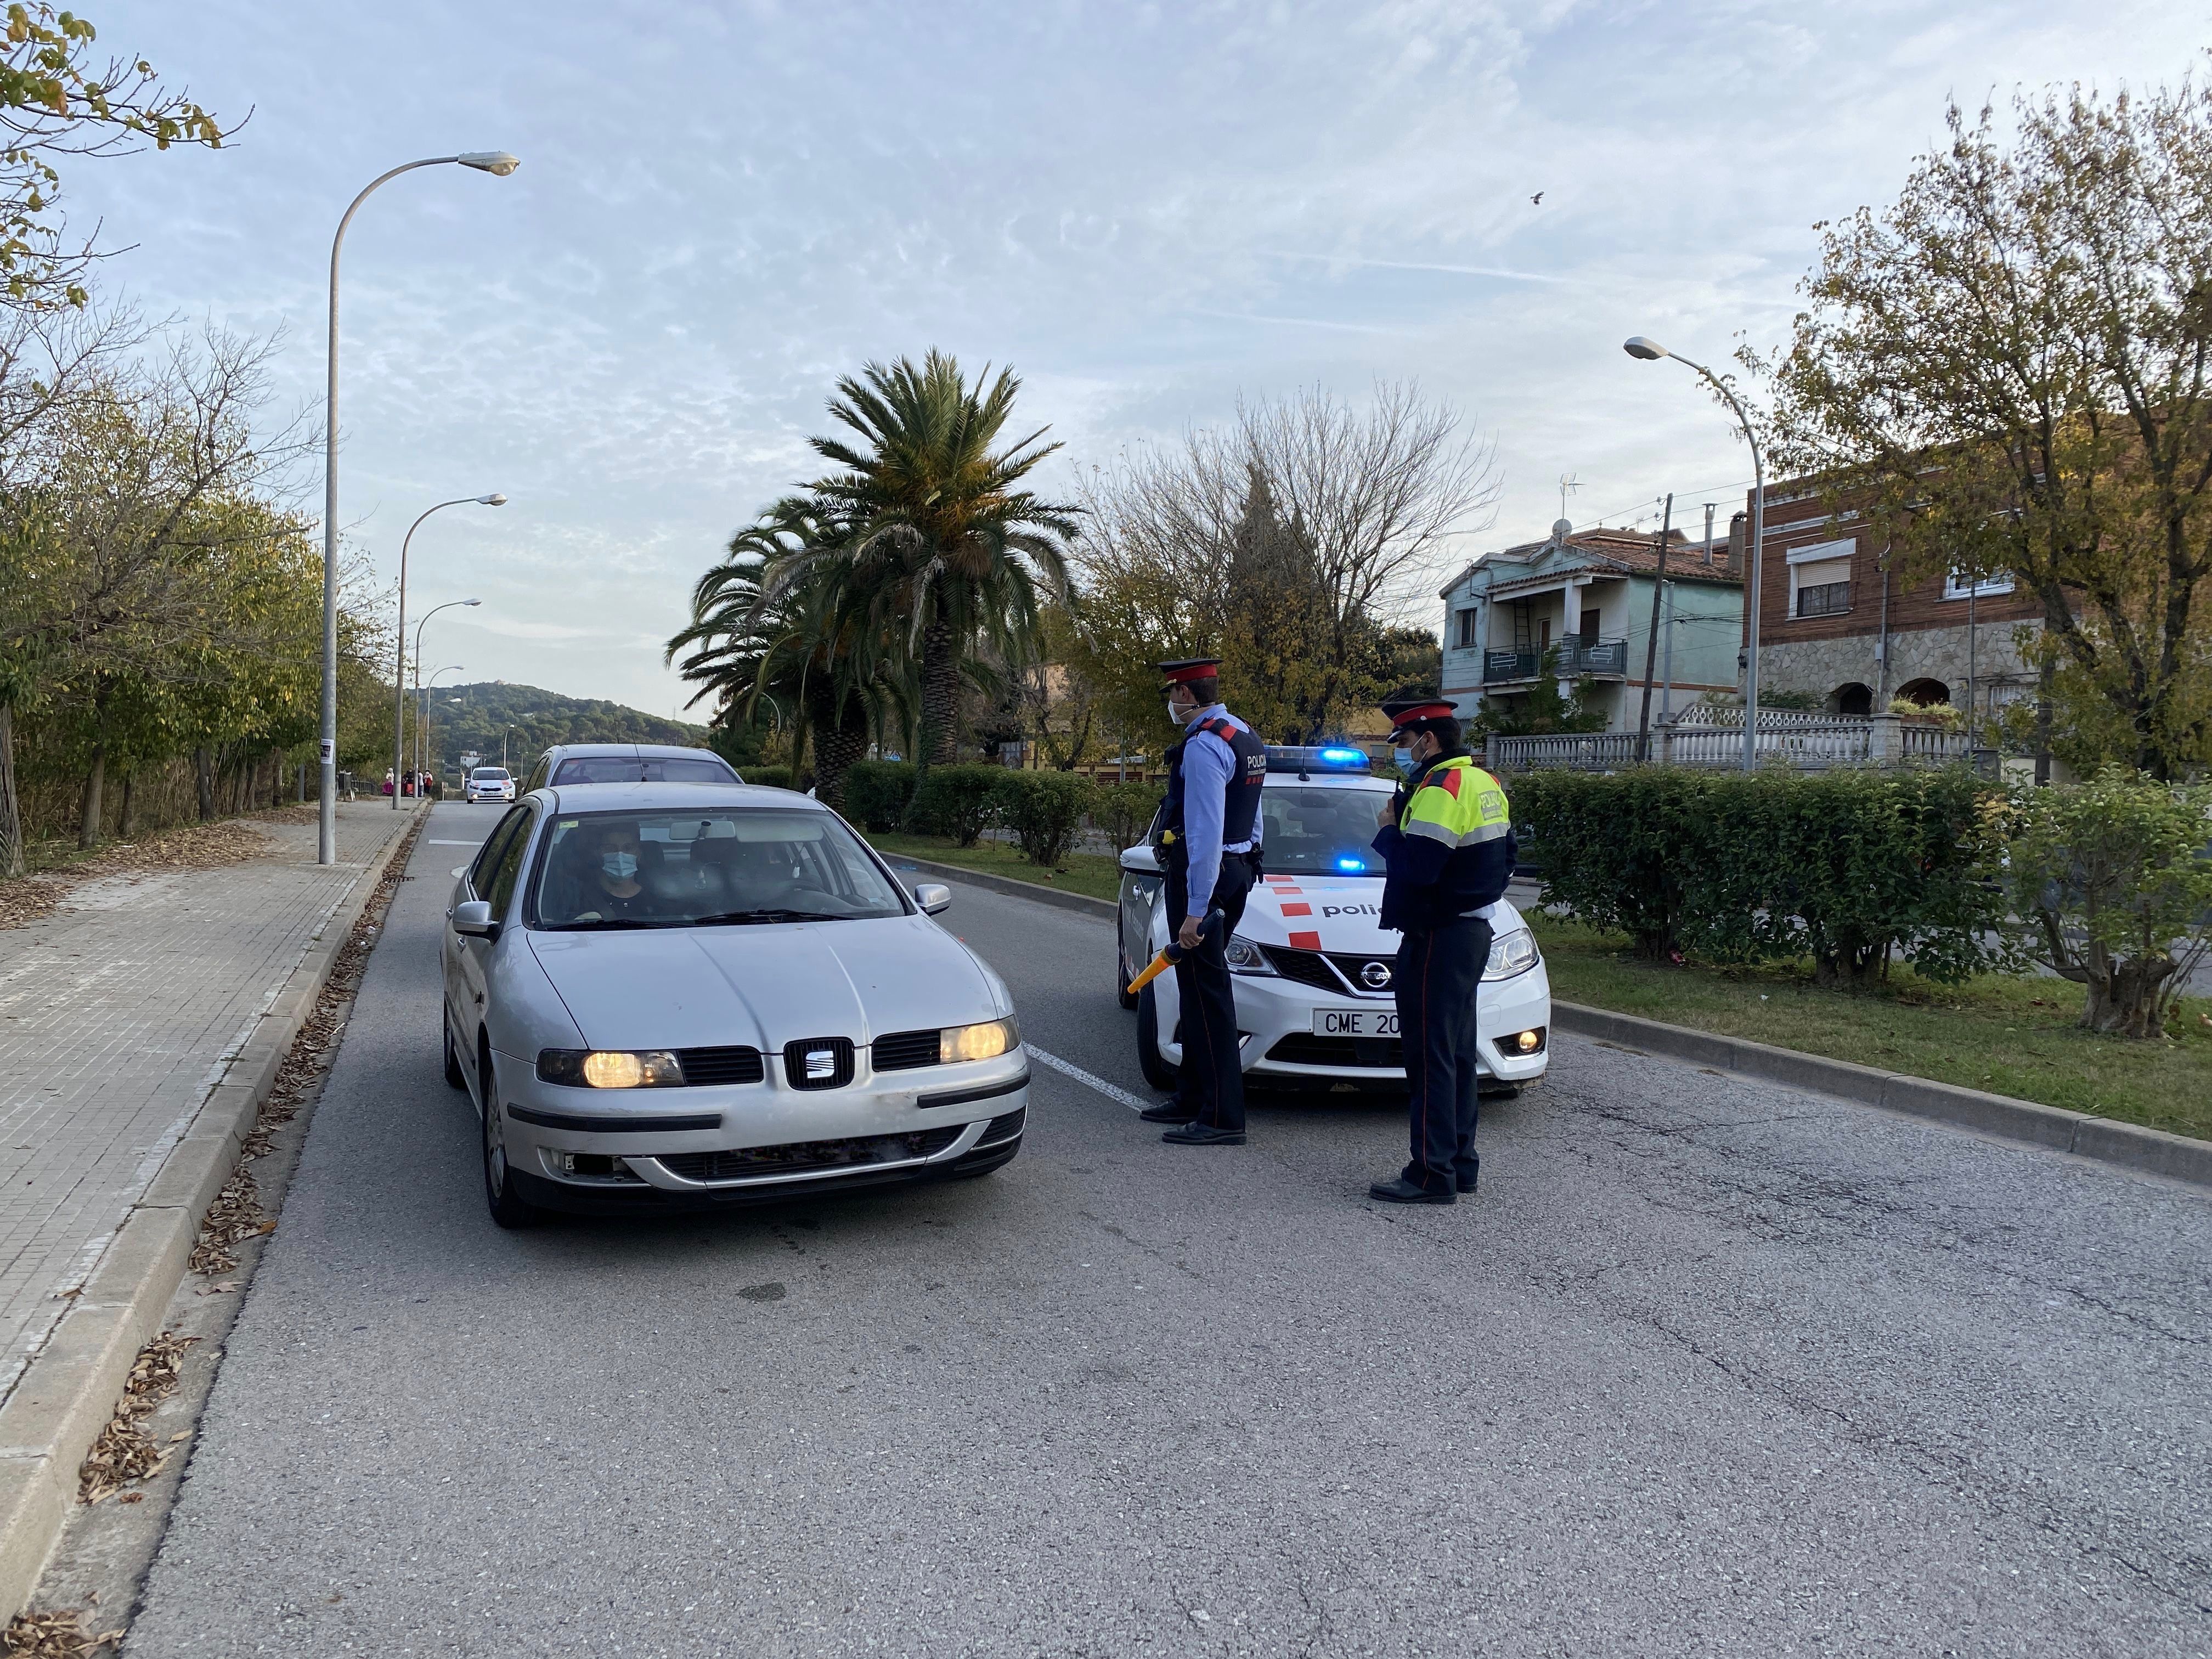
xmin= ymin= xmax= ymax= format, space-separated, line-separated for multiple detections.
xmin=865 ymin=831 xmax=1123 ymax=905
xmin=1527 ymin=912 xmax=2212 ymax=1142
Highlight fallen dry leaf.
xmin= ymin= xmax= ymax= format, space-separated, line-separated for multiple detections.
xmin=77 ymin=1333 xmax=199 ymax=1504
xmin=3 ymin=1609 xmax=127 ymax=1657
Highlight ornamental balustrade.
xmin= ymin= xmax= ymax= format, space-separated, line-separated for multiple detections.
xmin=1488 ymin=711 xmax=1974 ymax=774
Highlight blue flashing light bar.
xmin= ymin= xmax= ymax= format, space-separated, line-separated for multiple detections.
xmin=1336 ymin=856 xmax=1368 ymax=872
xmin=1265 ymin=744 xmax=1374 ymax=774
xmin=1318 ymin=747 xmax=1367 ymax=767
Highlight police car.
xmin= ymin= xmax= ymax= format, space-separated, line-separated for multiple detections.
xmin=1116 ymin=746 xmax=1550 ymax=1096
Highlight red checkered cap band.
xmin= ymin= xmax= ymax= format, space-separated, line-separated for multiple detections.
xmin=1386 ymin=701 xmax=1456 ymax=730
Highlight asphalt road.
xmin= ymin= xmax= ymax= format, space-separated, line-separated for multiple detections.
xmin=125 ymin=800 xmax=2212 ymax=1656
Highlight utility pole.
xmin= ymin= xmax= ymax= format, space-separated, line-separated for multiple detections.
xmin=1660 ymin=580 xmax=1677 ymax=724
xmin=1635 ymin=494 xmax=1674 ymax=763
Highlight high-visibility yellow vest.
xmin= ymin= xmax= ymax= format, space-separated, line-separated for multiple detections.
xmin=1397 ymin=756 xmax=1511 ymax=848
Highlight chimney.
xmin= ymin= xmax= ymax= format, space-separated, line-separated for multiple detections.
xmin=1728 ymin=511 xmax=1747 ymax=574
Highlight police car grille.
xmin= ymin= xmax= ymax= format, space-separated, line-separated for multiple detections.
xmin=1266 ymin=1033 xmax=1405 ymax=1069
xmin=657 ymin=1126 xmax=962 ymax=1183
xmin=1258 ymin=945 xmax=1347 ymax=994
xmin=871 ymin=1029 xmax=941 ymax=1071
xmin=1325 ymin=954 xmax=1396 ymax=995
xmin=673 ymin=1046 xmax=766 ymax=1086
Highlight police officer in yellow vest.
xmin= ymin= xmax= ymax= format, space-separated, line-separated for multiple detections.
xmin=1367 ymin=691 xmax=1514 ymax=1204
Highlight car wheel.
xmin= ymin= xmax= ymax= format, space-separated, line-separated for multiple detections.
xmin=1116 ymin=941 xmax=1139 ymax=1011
xmin=1135 ymin=981 xmax=1178 ymax=1091
xmin=479 ymin=1041 xmax=538 ymax=1229
xmin=442 ymin=1014 xmax=467 ymax=1091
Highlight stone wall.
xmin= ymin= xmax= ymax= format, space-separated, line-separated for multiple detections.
xmin=1758 ymin=618 xmax=2038 ymax=713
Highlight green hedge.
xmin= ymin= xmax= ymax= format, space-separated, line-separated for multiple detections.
xmin=843 ymin=761 xmax=917 ymax=832
xmin=907 ymin=765 xmax=1004 ymax=846
xmin=992 ymin=771 xmax=1094 ymax=868
xmin=1093 ymin=780 xmax=1165 ymax=852
xmin=1511 ymin=766 xmax=2008 ymax=986
xmin=742 ymin=765 xmax=803 ymax=792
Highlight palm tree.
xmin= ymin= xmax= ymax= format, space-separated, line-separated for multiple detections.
xmin=667 ymin=498 xmax=897 ymax=808
xmin=772 ymin=351 xmax=1079 ymax=766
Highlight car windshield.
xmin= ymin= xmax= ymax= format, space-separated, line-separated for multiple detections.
xmin=529 ymin=808 xmax=907 ymax=929
xmin=1260 ymin=785 xmax=1392 ymax=877
xmin=472 ymin=769 xmax=509 ymax=781
xmin=551 ymin=754 xmax=736 ymax=785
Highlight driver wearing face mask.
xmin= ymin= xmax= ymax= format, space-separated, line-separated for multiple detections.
xmin=575 ymin=820 xmax=652 ymax=919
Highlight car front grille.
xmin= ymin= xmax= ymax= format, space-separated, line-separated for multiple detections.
xmin=674 ymin=1046 xmax=766 ymax=1086
xmin=871 ymin=1029 xmax=941 ymax=1071
xmin=1259 ymin=944 xmax=1346 ymax=994
xmin=656 ymin=1126 xmax=963 ymax=1183
xmin=1326 ymin=953 xmax=1397 ymax=995
xmin=1266 ymin=1033 xmax=1404 ymax=1069
xmin=975 ymin=1107 xmax=1025 ymax=1145
xmin=782 ymin=1037 xmax=855 ymax=1090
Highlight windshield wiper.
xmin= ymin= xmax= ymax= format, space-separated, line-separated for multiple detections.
xmin=692 ymin=908 xmax=849 ymax=926
xmin=551 ymin=917 xmax=670 ymax=931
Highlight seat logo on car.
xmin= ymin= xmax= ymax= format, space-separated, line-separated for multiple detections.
xmin=1359 ymin=960 xmax=1392 ymax=990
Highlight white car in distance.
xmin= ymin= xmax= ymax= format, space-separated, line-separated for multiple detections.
xmin=466 ymin=766 xmax=517 ymax=804
xmin=1117 ymin=746 xmax=1550 ymax=1097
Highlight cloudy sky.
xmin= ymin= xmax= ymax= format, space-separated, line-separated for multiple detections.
xmin=70 ymin=1 xmax=2205 ymax=718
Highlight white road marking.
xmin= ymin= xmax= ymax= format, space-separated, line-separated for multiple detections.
xmin=1024 ymin=1043 xmax=1150 ymax=1114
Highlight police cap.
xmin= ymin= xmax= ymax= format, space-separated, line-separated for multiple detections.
xmin=1380 ymin=690 xmax=1458 ymax=733
xmin=1158 ymin=657 xmax=1222 ymax=687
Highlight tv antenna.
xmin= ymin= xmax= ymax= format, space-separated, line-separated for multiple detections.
xmin=1558 ymin=473 xmax=1582 ymax=521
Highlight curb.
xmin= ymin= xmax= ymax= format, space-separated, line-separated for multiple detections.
xmin=1549 ymin=1001 xmax=2212 ymax=1190
xmin=890 ymin=864 xmax=2209 ymax=1193
xmin=887 ymin=854 xmax=1119 ymax=919
xmin=0 ymin=806 xmax=425 ymax=1620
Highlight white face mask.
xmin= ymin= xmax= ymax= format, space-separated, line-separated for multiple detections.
xmin=602 ymin=853 xmax=638 ymax=879
xmin=1167 ymin=698 xmax=1189 ymax=726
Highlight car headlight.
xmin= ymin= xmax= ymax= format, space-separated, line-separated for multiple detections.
xmin=1484 ymin=927 xmax=1539 ymax=981
xmin=941 ymin=1017 xmax=1019 ymax=1063
xmin=537 ymin=1048 xmax=686 ymax=1087
xmin=1223 ymin=934 xmax=1278 ymax=975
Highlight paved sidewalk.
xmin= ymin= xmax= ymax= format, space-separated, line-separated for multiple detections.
xmin=0 ymin=804 xmax=417 ymax=1404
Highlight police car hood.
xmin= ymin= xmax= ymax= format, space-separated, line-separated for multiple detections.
xmin=1240 ymin=874 xmax=1525 ymax=952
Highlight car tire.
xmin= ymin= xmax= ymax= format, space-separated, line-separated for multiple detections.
xmin=479 ymin=1041 xmax=538 ymax=1230
xmin=1116 ymin=942 xmax=1139 ymax=1011
xmin=1135 ymin=981 xmax=1178 ymax=1091
xmin=442 ymin=1014 xmax=467 ymax=1091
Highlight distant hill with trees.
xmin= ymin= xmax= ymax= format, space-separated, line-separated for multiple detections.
xmin=424 ymin=682 xmax=712 ymax=776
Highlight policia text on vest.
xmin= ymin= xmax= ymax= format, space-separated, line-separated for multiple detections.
xmin=1142 ymin=658 xmax=1266 ymax=1147
xmin=1365 ymin=693 xmax=1515 ymax=1205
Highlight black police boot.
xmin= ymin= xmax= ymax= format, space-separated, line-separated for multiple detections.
xmin=1457 ymin=1154 xmax=1480 ymax=1195
xmin=1368 ymin=1175 xmax=1454 ymax=1205
xmin=1162 ymin=1121 xmax=1245 ymax=1146
xmin=1138 ymin=1101 xmax=1198 ymax=1124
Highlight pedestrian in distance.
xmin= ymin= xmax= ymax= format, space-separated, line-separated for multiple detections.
xmin=1138 ymin=657 xmax=1267 ymax=1146
xmin=1367 ymin=691 xmax=1515 ymax=1204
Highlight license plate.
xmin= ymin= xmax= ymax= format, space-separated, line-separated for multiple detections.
xmin=1312 ymin=1008 xmax=1400 ymax=1038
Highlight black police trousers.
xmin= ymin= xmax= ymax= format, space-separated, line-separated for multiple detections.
xmin=1393 ymin=917 xmax=1493 ymax=1192
xmin=1166 ymin=853 xmax=1256 ymax=1132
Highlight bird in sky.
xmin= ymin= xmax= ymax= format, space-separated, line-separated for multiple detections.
xmin=1531 ymin=191 xmax=1544 ymax=205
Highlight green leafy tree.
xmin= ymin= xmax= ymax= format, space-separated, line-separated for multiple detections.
xmin=1465 ymin=649 xmax=1610 ymax=738
xmin=1763 ymin=76 xmax=2212 ymax=777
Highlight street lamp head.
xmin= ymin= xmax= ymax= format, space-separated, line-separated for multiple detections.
xmin=1623 ymin=336 xmax=1669 ymax=362
xmin=456 ymin=151 xmax=521 ymax=177
xmin=462 ymin=598 xmax=483 ymax=607
xmin=477 ymin=493 xmax=507 ymax=506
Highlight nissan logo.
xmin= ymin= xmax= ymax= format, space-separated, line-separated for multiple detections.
xmin=1359 ymin=960 xmax=1392 ymax=990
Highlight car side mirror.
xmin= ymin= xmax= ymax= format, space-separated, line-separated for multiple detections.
xmin=452 ymin=899 xmax=500 ymax=939
xmin=912 ymin=883 xmax=952 ymax=916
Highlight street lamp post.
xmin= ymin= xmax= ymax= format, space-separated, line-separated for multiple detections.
xmin=419 ymin=664 xmax=465 ymax=792
xmin=1624 ymin=336 xmax=1765 ymax=772
xmin=393 ymin=502 xmax=499 ymax=808
xmin=318 ymin=149 xmax=520 ymax=864
xmin=409 ymin=599 xmax=480 ymax=786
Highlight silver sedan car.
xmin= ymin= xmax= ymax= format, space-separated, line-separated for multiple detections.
xmin=442 ymin=782 xmax=1028 ymax=1225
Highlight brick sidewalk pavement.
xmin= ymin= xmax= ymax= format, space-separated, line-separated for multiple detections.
xmin=0 ymin=803 xmax=419 ymax=1404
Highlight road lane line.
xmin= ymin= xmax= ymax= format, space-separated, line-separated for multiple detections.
xmin=1023 ymin=1043 xmax=1150 ymax=1113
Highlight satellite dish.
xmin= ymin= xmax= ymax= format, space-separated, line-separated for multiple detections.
xmin=1551 ymin=518 xmax=1573 ymax=540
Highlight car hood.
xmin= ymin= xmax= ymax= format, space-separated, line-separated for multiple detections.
xmin=526 ymin=917 xmax=999 ymax=1051
xmin=1234 ymin=875 xmax=1526 ymax=953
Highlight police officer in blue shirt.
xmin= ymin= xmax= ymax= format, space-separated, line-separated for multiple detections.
xmin=1139 ymin=657 xmax=1267 ymax=1146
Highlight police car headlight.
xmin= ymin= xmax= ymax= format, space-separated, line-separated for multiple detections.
xmin=1224 ymin=934 xmax=1277 ymax=975
xmin=1483 ymin=927 xmax=1539 ymax=981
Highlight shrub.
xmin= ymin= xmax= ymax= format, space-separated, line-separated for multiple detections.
xmin=744 ymin=766 xmax=801 ymax=792
xmin=2003 ymin=769 xmax=2212 ymax=1036
xmin=993 ymin=770 xmax=1094 ymax=868
xmin=1512 ymin=764 xmax=2011 ymax=984
xmin=907 ymin=764 xmax=1003 ymax=846
xmin=1093 ymin=780 xmax=1165 ymax=853
xmin=843 ymin=761 xmax=917 ymax=832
